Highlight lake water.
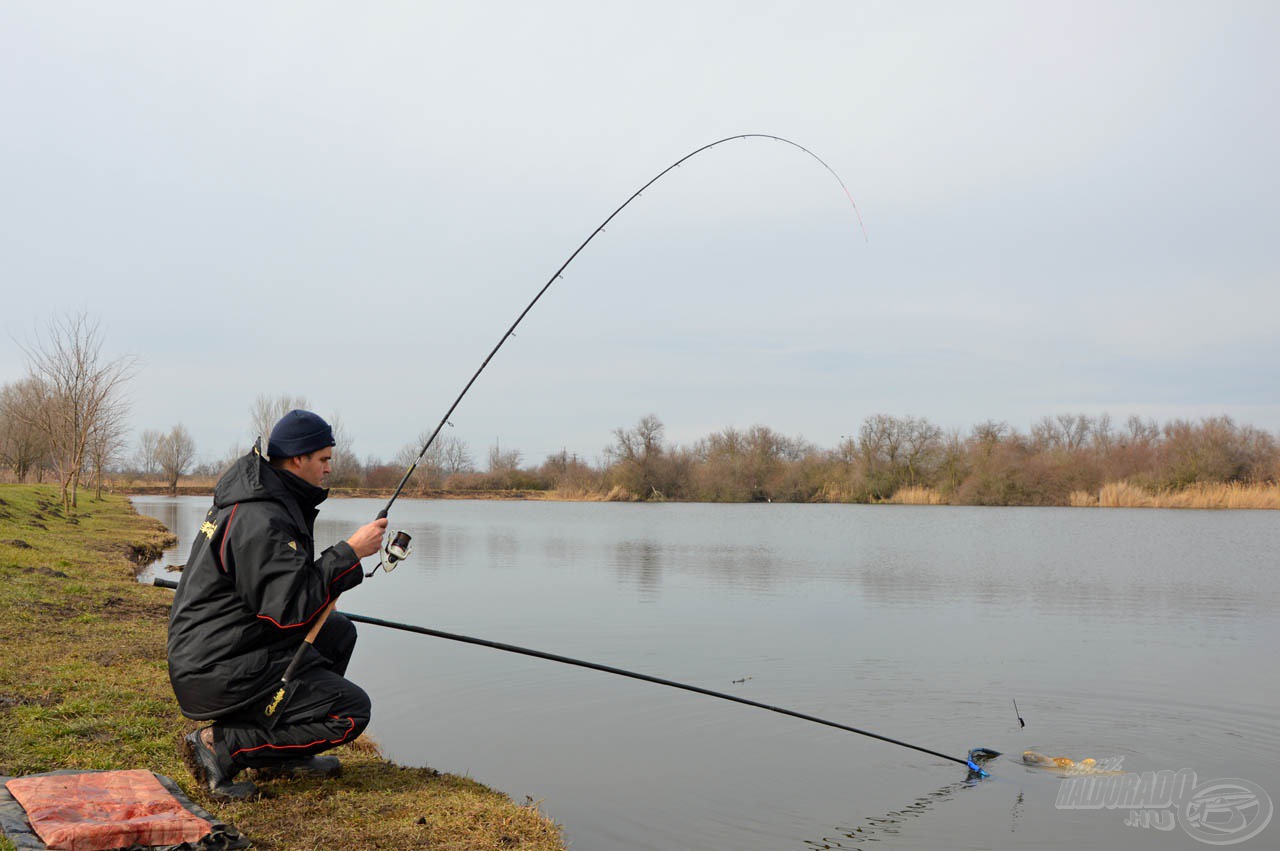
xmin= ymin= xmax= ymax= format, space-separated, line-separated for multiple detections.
xmin=134 ymin=496 xmax=1279 ymax=850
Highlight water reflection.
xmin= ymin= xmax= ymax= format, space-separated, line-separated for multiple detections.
xmin=485 ymin=529 xmax=520 ymax=568
xmin=614 ymin=540 xmax=664 ymax=598
xmin=137 ymin=499 xmax=1280 ymax=624
xmin=144 ymin=500 xmax=181 ymax=548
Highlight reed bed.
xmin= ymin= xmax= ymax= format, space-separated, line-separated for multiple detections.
xmin=1068 ymin=490 xmax=1099 ymax=507
xmin=880 ymin=486 xmax=946 ymax=505
xmin=1092 ymin=481 xmax=1280 ymax=510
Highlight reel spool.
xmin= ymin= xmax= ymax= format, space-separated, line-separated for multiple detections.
xmin=369 ymin=530 xmax=413 ymax=577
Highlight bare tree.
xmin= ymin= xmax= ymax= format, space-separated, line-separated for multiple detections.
xmin=608 ymin=415 xmax=665 ymax=466
xmin=856 ymin=414 xmax=904 ymax=497
xmin=539 ymin=448 xmax=593 ymax=491
xmin=438 ymin=434 xmax=476 ymax=476
xmin=17 ymin=313 xmax=135 ymax=510
xmin=0 ymin=378 xmax=51 ymax=482
xmin=328 ymin=411 xmax=361 ymax=486
xmin=1089 ymin=412 xmax=1115 ymax=452
xmin=937 ymin=428 xmax=969 ymax=495
xmin=394 ymin=432 xmax=475 ymax=489
xmin=606 ymin=414 xmax=666 ymax=498
xmin=249 ymin=394 xmax=310 ymax=452
xmin=1057 ymin=413 xmax=1091 ymax=451
xmin=211 ymin=442 xmax=246 ymax=478
xmin=833 ymin=433 xmax=858 ymax=466
xmin=1125 ymin=415 xmax=1160 ymax=446
xmin=696 ymin=426 xmax=749 ymax=500
xmin=86 ymin=395 xmax=130 ymax=499
xmin=900 ymin=416 xmax=943 ymax=485
xmin=487 ymin=440 xmax=523 ymax=474
xmin=695 ymin=425 xmax=805 ymax=501
xmin=156 ymin=424 xmax=197 ymax=495
xmin=855 ymin=414 xmax=942 ymax=494
xmin=135 ymin=429 xmax=163 ymax=478
xmin=1032 ymin=414 xmax=1093 ymax=452
xmin=970 ymin=420 xmax=1009 ymax=457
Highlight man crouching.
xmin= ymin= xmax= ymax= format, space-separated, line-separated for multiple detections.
xmin=167 ymin=410 xmax=387 ymax=800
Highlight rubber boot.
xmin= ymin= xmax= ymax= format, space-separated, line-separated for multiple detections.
xmin=182 ymin=729 xmax=258 ymax=801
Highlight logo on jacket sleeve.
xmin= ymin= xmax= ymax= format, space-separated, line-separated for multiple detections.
xmin=200 ymin=521 xmax=217 ymax=539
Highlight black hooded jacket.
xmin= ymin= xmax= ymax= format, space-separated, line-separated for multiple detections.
xmin=167 ymin=448 xmax=364 ymax=719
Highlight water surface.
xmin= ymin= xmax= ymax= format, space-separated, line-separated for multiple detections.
xmin=135 ymin=496 xmax=1279 ymax=850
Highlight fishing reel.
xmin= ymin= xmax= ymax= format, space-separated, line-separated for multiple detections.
xmin=368 ymin=529 xmax=413 ymax=577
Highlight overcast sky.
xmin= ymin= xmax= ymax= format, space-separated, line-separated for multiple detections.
xmin=2 ymin=1 xmax=1276 ymax=467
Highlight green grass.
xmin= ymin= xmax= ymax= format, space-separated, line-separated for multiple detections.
xmin=0 ymin=485 xmax=564 ymax=850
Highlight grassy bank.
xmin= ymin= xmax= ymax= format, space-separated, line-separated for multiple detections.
xmin=0 ymin=484 xmax=564 ymax=851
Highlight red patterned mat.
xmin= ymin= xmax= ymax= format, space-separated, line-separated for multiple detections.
xmin=4 ymin=770 xmax=212 ymax=851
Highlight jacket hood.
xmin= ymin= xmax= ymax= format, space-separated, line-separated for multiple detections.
xmin=213 ymin=448 xmax=290 ymax=510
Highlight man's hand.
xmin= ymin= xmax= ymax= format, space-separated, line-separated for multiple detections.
xmin=347 ymin=518 xmax=389 ymax=559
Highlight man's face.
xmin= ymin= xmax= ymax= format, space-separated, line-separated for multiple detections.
xmin=288 ymin=448 xmax=333 ymax=488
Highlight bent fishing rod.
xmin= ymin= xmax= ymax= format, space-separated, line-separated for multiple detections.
xmin=372 ymin=133 xmax=866 ymax=538
xmin=153 ymin=577 xmax=997 ymax=775
xmin=267 ymin=135 xmax=865 ymax=726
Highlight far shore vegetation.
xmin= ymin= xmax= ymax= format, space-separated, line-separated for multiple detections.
xmin=87 ymin=412 xmax=1280 ymax=511
xmin=1 ymin=313 xmax=1276 ymax=510
xmin=0 ymin=484 xmax=564 ymax=851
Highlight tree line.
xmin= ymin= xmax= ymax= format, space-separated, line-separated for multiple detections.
xmin=562 ymin=412 xmax=1280 ymax=505
xmin=4 ymin=317 xmax=1278 ymax=506
xmin=106 ymin=410 xmax=1280 ymax=507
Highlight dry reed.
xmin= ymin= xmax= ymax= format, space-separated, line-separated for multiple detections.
xmin=603 ymin=484 xmax=638 ymax=502
xmin=1090 ymin=481 xmax=1279 ymax=510
xmin=880 ymin=486 xmax=945 ymax=505
xmin=1157 ymin=481 xmax=1280 ymax=509
xmin=1097 ymin=481 xmax=1154 ymax=507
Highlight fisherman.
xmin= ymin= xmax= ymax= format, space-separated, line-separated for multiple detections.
xmin=167 ymin=410 xmax=387 ymax=800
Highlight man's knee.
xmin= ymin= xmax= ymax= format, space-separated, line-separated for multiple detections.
xmin=316 ymin=613 xmax=358 ymax=674
xmin=334 ymin=679 xmax=372 ymax=740
xmin=337 ymin=678 xmax=371 ymax=723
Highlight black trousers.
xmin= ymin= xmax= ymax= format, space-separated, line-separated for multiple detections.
xmin=213 ymin=613 xmax=371 ymax=769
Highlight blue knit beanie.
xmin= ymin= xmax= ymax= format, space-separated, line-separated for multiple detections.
xmin=268 ymin=410 xmax=335 ymax=460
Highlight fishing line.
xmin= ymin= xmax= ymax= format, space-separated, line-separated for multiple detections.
xmin=152 ymin=578 xmax=997 ymax=775
xmin=372 ymin=134 xmax=866 ymax=541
